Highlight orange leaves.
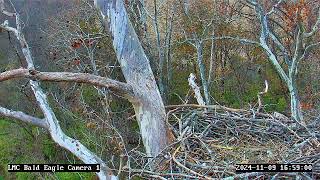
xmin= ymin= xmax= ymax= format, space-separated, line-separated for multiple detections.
xmin=282 ymin=0 xmax=311 ymax=32
xmin=73 ymin=58 xmax=81 ymax=65
xmin=283 ymin=37 xmax=293 ymax=47
xmin=185 ymin=24 xmax=201 ymax=34
xmin=86 ymin=122 xmax=96 ymax=129
xmin=71 ymin=39 xmax=95 ymax=49
xmin=71 ymin=39 xmax=83 ymax=49
xmin=300 ymin=102 xmax=313 ymax=110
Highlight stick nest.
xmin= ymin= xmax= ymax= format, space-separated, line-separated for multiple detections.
xmin=124 ymin=105 xmax=320 ymax=179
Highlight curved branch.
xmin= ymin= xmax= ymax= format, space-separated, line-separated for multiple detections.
xmin=0 ymin=0 xmax=15 ymax=17
xmin=0 ymin=68 xmax=136 ymax=101
xmin=304 ymin=8 xmax=320 ymax=38
xmin=0 ymin=106 xmax=48 ymax=129
xmin=203 ymin=35 xmax=260 ymax=45
xmin=249 ymin=0 xmax=289 ymax=83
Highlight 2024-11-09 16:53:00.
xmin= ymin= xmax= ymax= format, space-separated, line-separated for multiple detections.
xmin=235 ymin=163 xmax=313 ymax=172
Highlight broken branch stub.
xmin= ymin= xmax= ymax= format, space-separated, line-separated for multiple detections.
xmin=188 ymin=73 xmax=206 ymax=106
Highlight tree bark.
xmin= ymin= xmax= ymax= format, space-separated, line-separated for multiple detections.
xmin=188 ymin=73 xmax=205 ymax=106
xmin=0 ymin=68 xmax=135 ymax=100
xmin=94 ymin=0 xmax=168 ymax=157
xmin=0 ymin=106 xmax=47 ymax=129
xmin=288 ymin=80 xmax=303 ymax=122
xmin=165 ymin=9 xmax=174 ymax=95
xmin=196 ymin=41 xmax=210 ymax=105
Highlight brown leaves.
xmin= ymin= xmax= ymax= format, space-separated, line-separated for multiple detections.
xmin=86 ymin=122 xmax=97 ymax=129
xmin=73 ymin=58 xmax=81 ymax=65
xmin=71 ymin=39 xmax=95 ymax=49
xmin=300 ymin=102 xmax=313 ymax=110
xmin=71 ymin=39 xmax=83 ymax=49
xmin=282 ymin=0 xmax=311 ymax=32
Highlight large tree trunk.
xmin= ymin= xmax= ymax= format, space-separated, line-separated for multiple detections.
xmin=288 ymin=80 xmax=303 ymax=122
xmin=94 ymin=0 xmax=168 ymax=157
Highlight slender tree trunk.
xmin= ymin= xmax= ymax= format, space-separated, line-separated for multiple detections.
xmin=220 ymin=48 xmax=225 ymax=92
xmin=208 ymin=26 xmax=215 ymax=91
xmin=95 ymin=0 xmax=168 ymax=157
xmin=195 ymin=41 xmax=210 ymax=105
xmin=165 ymin=6 xmax=174 ymax=97
xmin=153 ymin=0 xmax=166 ymax=100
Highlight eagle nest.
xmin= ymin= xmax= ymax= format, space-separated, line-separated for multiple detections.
xmin=124 ymin=104 xmax=320 ymax=179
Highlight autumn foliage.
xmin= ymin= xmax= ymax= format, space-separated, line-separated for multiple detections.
xmin=281 ymin=0 xmax=311 ymax=32
xmin=71 ymin=39 xmax=94 ymax=49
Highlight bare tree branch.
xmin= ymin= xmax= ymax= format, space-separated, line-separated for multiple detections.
xmin=0 ymin=68 xmax=136 ymax=100
xmin=291 ymin=28 xmax=303 ymax=77
xmin=0 ymin=106 xmax=48 ymax=129
xmin=0 ymin=0 xmax=14 ymax=17
xmin=268 ymin=32 xmax=290 ymax=65
xmin=266 ymin=0 xmax=283 ymax=16
xmin=303 ymin=8 xmax=320 ymax=38
xmin=203 ymin=35 xmax=260 ymax=45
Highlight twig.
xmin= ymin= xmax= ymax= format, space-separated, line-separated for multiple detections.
xmin=172 ymin=146 xmax=213 ymax=180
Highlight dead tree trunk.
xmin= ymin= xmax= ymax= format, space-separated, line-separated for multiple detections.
xmin=94 ymin=0 xmax=168 ymax=157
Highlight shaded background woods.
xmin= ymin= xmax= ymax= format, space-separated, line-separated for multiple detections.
xmin=0 ymin=0 xmax=320 ymax=179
